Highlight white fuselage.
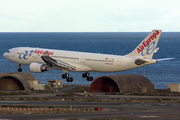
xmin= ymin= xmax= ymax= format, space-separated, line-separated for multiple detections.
xmin=3 ymin=47 xmax=147 ymax=72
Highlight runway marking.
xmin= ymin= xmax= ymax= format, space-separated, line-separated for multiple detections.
xmin=138 ymin=116 xmax=160 ymax=118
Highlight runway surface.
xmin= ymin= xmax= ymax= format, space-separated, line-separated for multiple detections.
xmin=0 ymin=100 xmax=180 ymax=108
xmin=0 ymin=100 xmax=180 ymax=120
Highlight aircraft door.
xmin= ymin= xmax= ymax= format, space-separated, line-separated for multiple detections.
xmin=117 ymin=58 xmax=122 ymax=66
xmin=12 ymin=50 xmax=16 ymax=57
xmin=81 ymin=55 xmax=86 ymax=63
xmin=12 ymin=49 xmax=19 ymax=57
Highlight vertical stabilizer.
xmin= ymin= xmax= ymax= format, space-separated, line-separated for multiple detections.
xmin=125 ymin=29 xmax=162 ymax=59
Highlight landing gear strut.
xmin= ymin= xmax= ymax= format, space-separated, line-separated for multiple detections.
xmin=62 ymin=73 xmax=73 ymax=82
xmin=82 ymin=72 xmax=93 ymax=81
xmin=17 ymin=64 xmax=22 ymax=72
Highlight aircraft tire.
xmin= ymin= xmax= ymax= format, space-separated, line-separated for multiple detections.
xmin=87 ymin=76 xmax=93 ymax=81
xmin=69 ymin=77 xmax=73 ymax=82
xmin=90 ymin=76 xmax=93 ymax=81
xmin=66 ymin=77 xmax=73 ymax=82
xmin=17 ymin=68 xmax=22 ymax=72
xmin=82 ymin=72 xmax=89 ymax=78
xmin=62 ymin=73 xmax=69 ymax=79
xmin=66 ymin=78 xmax=69 ymax=82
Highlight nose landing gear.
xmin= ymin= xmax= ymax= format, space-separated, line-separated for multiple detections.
xmin=17 ymin=64 xmax=22 ymax=72
xmin=17 ymin=68 xmax=22 ymax=72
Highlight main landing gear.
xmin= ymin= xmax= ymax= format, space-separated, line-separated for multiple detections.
xmin=62 ymin=72 xmax=93 ymax=82
xmin=17 ymin=64 xmax=22 ymax=72
xmin=62 ymin=73 xmax=73 ymax=82
xmin=82 ymin=72 xmax=93 ymax=81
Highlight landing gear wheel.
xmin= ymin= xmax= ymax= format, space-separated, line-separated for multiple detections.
xmin=87 ymin=76 xmax=93 ymax=81
xmin=17 ymin=68 xmax=22 ymax=72
xmin=82 ymin=72 xmax=89 ymax=78
xmin=66 ymin=77 xmax=73 ymax=82
xmin=62 ymin=73 xmax=69 ymax=79
xmin=62 ymin=72 xmax=73 ymax=82
xmin=82 ymin=72 xmax=93 ymax=81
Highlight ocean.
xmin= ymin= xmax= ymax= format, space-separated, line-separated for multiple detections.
xmin=0 ymin=32 xmax=179 ymax=89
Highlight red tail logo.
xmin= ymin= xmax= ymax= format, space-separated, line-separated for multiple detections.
xmin=137 ymin=30 xmax=159 ymax=54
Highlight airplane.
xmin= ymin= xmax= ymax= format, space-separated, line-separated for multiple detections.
xmin=3 ymin=29 xmax=173 ymax=82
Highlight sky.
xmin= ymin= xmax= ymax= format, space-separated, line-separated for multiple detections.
xmin=0 ymin=0 xmax=180 ymax=32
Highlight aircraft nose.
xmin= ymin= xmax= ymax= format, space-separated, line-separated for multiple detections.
xmin=3 ymin=52 xmax=8 ymax=58
xmin=3 ymin=52 xmax=6 ymax=57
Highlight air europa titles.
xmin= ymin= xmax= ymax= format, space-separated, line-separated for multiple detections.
xmin=34 ymin=50 xmax=54 ymax=55
xmin=137 ymin=30 xmax=159 ymax=54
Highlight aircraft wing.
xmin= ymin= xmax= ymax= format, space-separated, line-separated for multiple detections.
xmin=40 ymin=51 xmax=92 ymax=72
xmin=41 ymin=51 xmax=76 ymax=71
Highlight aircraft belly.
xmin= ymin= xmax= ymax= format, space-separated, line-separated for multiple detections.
xmin=84 ymin=57 xmax=138 ymax=72
xmin=84 ymin=61 xmax=115 ymax=72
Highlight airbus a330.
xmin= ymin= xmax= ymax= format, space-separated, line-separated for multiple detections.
xmin=4 ymin=30 xmax=173 ymax=82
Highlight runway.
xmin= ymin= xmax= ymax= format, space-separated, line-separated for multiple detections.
xmin=0 ymin=100 xmax=180 ymax=108
xmin=0 ymin=100 xmax=180 ymax=120
xmin=0 ymin=111 xmax=179 ymax=120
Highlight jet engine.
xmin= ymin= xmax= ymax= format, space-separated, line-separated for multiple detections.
xmin=29 ymin=63 xmax=48 ymax=73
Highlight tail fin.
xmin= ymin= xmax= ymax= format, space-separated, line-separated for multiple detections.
xmin=125 ymin=29 xmax=162 ymax=59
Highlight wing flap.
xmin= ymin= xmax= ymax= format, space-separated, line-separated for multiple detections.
xmin=41 ymin=51 xmax=92 ymax=71
xmin=41 ymin=51 xmax=76 ymax=70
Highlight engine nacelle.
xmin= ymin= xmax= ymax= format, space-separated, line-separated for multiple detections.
xmin=29 ymin=63 xmax=47 ymax=73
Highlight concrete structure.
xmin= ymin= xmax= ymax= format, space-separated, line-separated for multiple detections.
xmin=47 ymin=80 xmax=63 ymax=90
xmin=28 ymin=80 xmax=40 ymax=89
xmin=168 ymin=84 xmax=180 ymax=92
xmin=89 ymin=75 xmax=154 ymax=93
xmin=0 ymin=72 xmax=39 ymax=91
xmin=34 ymin=84 xmax=46 ymax=90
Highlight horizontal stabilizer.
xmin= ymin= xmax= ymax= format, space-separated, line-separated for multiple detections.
xmin=156 ymin=58 xmax=175 ymax=61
